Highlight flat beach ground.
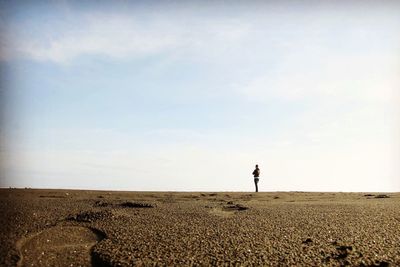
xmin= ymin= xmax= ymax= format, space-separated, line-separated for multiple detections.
xmin=1 ymin=189 xmax=399 ymax=266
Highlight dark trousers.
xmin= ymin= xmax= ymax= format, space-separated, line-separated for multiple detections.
xmin=254 ymin=178 xmax=259 ymax=192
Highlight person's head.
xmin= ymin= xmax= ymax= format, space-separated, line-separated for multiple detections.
xmin=255 ymin=164 xmax=258 ymax=168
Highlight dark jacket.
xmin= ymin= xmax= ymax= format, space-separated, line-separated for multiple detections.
xmin=252 ymin=168 xmax=260 ymax=178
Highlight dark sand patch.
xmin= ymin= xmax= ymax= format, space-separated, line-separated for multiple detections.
xmin=363 ymin=194 xmax=390 ymax=199
xmin=375 ymin=194 xmax=390 ymax=199
xmin=119 ymin=202 xmax=155 ymax=208
xmin=39 ymin=195 xmax=66 ymax=199
xmin=222 ymin=204 xmax=249 ymax=211
xmin=67 ymin=210 xmax=114 ymax=223
xmin=93 ymin=200 xmax=155 ymax=208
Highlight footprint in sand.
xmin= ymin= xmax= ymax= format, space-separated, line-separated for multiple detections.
xmin=208 ymin=203 xmax=249 ymax=217
xmin=16 ymin=225 xmax=104 ymax=267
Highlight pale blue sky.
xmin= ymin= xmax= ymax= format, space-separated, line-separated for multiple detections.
xmin=1 ymin=0 xmax=399 ymax=191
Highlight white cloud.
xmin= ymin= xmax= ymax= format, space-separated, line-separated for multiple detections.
xmin=2 ymin=4 xmax=399 ymax=69
xmin=237 ymin=50 xmax=400 ymax=104
xmin=2 ymin=12 xmax=251 ymax=64
xmin=14 ymin=16 xmax=180 ymax=63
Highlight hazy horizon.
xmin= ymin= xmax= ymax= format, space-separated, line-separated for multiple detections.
xmin=1 ymin=0 xmax=399 ymax=192
xmin=1 ymin=187 xmax=399 ymax=193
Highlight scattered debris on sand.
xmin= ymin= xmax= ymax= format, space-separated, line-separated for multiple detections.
xmin=119 ymin=202 xmax=155 ymax=208
xmin=222 ymin=204 xmax=248 ymax=211
xmin=67 ymin=210 xmax=113 ymax=222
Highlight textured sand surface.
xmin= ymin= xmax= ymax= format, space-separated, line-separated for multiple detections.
xmin=0 ymin=189 xmax=399 ymax=266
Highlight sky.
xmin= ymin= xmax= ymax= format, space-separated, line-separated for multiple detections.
xmin=0 ymin=0 xmax=399 ymax=192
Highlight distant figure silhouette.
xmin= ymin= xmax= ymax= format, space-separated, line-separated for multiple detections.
xmin=252 ymin=164 xmax=260 ymax=192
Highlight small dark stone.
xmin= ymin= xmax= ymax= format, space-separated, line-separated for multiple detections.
xmin=91 ymin=250 xmax=115 ymax=267
xmin=374 ymin=261 xmax=389 ymax=267
xmin=336 ymin=253 xmax=348 ymax=259
xmin=336 ymin=245 xmax=353 ymax=251
xmin=334 ymin=245 xmax=353 ymax=259
xmin=302 ymin=238 xmax=313 ymax=244
xmin=10 ymin=252 xmax=20 ymax=263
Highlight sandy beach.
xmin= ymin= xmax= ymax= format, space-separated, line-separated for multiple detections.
xmin=0 ymin=189 xmax=399 ymax=266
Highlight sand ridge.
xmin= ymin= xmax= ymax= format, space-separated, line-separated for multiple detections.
xmin=1 ymin=189 xmax=399 ymax=266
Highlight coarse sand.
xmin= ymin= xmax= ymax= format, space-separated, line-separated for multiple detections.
xmin=0 ymin=189 xmax=399 ymax=266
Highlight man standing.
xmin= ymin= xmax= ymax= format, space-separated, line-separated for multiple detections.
xmin=252 ymin=164 xmax=260 ymax=192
